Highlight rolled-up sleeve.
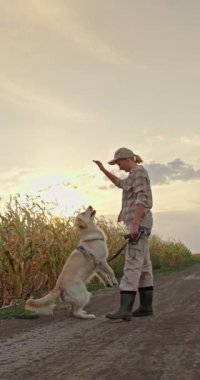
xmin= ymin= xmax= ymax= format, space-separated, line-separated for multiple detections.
xmin=114 ymin=177 xmax=124 ymax=189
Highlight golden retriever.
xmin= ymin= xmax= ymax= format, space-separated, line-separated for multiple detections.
xmin=25 ymin=206 xmax=118 ymax=319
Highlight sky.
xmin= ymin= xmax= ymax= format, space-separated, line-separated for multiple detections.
xmin=0 ymin=0 xmax=200 ymax=252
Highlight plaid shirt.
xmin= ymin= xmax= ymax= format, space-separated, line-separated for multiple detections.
xmin=114 ymin=165 xmax=153 ymax=229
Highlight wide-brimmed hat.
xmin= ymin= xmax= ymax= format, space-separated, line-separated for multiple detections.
xmin=108 ymin=147 xmax=135 ymax=165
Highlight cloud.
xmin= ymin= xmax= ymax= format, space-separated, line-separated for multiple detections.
xmin=98 ymin=186 xmax=108 ymax=190
xmin=180 ymin=135 xmax=200 ymax=147
xmin=0 ymin=168 xmax=35 ymax=193
xmin=0 ymin=76 xmax=101 ymax=124
xmin=36 ymin=1 xmax=130 ymax=66
xmin=0 ymin=0 xmax=130 ymax=67
xmin=97 ymin=159 xmax=200 ymax=188
xmin=146 ymin=159 xmax=200 ymax=185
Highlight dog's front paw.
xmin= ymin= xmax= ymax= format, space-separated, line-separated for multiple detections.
xmin=112 ymin=279 xmax=119 ymax=286
xmin=107 ymin=279 xmax=118 ymax=287
xmin=86 ymin=313 xmax=96 ymax=320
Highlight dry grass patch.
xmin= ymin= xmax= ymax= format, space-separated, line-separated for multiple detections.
xmin=0 ymin=194 xmax=193 ymax=307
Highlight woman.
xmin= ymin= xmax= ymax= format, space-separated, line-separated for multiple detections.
xmin=93 ymin=147 xmax=154 ymax=321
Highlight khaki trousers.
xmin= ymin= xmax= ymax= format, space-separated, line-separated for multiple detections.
xmin=119 ymin=229 xmax=153 ymax=292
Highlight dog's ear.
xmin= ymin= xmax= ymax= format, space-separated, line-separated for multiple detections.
xmin=76 ymin=218 xmax=88 ymax=229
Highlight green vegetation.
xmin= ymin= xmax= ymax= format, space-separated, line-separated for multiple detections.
xmin=150 ymin=234 xmax=192 ymax=269
xmin=154 ymin=256 xmax=200 ymax=276
xmin=0 ymin=306 xmax=38 ymax=320
xmin=0 ymin=194 xmax=199 ymax=316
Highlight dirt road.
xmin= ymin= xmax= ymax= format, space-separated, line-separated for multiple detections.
xmin=0 ymin=264 xmax=200 ymax=380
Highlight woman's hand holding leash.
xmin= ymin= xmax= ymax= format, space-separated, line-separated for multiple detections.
xmin=131 ymin=224 xmax=139 ymax=240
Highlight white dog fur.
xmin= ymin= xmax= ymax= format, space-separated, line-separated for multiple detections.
xmin=25 ymin=206 xmax=118 ymax=319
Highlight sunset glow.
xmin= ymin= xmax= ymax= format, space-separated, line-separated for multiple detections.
xmin=0 ymin=1 xmax=200 ymax=251
xmin=24 ymin=174 xmax=89 ymax=217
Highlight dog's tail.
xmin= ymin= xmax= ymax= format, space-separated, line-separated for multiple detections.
xmin=25 ymin=288 xmax=61 ymax=315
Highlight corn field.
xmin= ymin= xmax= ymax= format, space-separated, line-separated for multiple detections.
xmin=0 ymin=194 xmax=192 ymax=307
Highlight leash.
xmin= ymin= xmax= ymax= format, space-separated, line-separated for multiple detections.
xmin=107 ymin=227 xmax=146 ymax=262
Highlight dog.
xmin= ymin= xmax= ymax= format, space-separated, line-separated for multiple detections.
xmin=25 ymin=206 xmax=118 ymax=319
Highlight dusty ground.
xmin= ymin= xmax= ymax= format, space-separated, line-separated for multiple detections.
xmin=0 ymin=264 xmax=200 ymax=380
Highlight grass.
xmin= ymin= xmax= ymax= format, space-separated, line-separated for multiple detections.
xmin=1 ymin=256 xmax=200 ymax=320
xmin=87 ymin=282 xmax=106 ymax=292
xmin=0 ymin=306 xmax=38 ymax=320
xmin=154 ymin=254 xmax=200 ymax=276
xmin=0 ymin=193 xmax=199 ymax=314
xmin=191 ymin=253 xmax=200 ymax=261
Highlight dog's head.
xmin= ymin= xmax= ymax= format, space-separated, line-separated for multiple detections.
xmin=75 ymin=206 xmax=96 ymax=230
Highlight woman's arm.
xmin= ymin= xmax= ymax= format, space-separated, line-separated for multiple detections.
xmin=93 ymin=160 xmax=120 ymax=186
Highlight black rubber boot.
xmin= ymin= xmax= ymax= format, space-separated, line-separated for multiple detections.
xmin=132 ymin=286 xmax=153 ymax=317
xmin=106 ymin=291 xmax=136 ymax=321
